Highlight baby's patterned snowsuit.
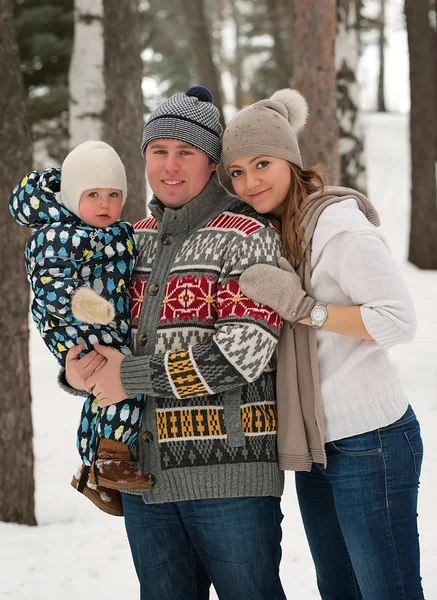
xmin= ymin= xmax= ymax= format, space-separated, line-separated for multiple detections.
xmin=9 ymin=168 xmax=144 ymax=465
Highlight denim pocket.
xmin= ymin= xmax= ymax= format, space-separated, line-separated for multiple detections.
xmin=329 ymin=430 xmax=382 ymax=456
xmin=404 ymin=425 xmax=424 ymax=477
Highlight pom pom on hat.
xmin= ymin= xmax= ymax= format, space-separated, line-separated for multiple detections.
xmin=270 ymin=89 xmax=308 ymax=134
xmin=185 ymin=86 xmax=213 ymax=103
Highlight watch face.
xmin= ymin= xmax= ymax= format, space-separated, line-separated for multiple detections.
xmin=312 ymin=307 xmax=326 ymax=322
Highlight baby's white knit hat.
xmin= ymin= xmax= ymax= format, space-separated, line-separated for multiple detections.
xmin=60 ymin=141 xmax=127 ymax=217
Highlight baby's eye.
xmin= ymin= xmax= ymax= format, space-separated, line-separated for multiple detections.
xmin=229 ymin=169 xmax=243 ymax=178
xmin=89 ymin=191 xmax=98 ymax=197
xmin=109 ymin=192 xmax=120 ymax=197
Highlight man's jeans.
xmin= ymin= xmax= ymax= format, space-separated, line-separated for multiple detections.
xmin=121 ymin=494 xmax=286 ymax=600
xmin=295 ymin=405 xmax=424 ymax=600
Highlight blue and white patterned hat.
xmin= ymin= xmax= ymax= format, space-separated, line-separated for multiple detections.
xmin=141 ymin=86 xmax=223 ymax=163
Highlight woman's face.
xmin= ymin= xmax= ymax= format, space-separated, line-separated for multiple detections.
xmin=227 ymin=155 xmax=291 ymax=216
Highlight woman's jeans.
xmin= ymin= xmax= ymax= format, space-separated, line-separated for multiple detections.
xmin=121 ymin=494 xmax=286 ymax=600
xmin=295 ymin=405 xmax=424 ymax=600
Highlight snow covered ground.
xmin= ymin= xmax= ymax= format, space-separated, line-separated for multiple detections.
xmin=1 ymin=113 xmax=436 ymax=598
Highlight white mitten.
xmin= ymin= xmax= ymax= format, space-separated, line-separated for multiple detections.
xmin=71 ymin=287 xmax=115 ymax=325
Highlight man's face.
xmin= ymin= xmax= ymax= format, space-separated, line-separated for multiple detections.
xmin=145 ymin=139 xmax=216 ymax=208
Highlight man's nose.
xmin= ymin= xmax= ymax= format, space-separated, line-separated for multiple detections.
xmin=164 ymin=153 xmax=180 ymax=172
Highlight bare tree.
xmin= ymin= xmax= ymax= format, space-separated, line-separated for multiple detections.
xmin=69 ymin=0 xmax=105 ymax=145
xmin=103 ymin=0 xmax=147 ymax=224
xmin=230 ymin=0 xmax=245 ymax=109
xmin=292 ymin=0 xmax=340 ymax=183
xmin=377 ymin=0 xmax=386 ymax=111
xmin=0 ymin=0 xmax=36 ymax=525
xmin=69 ymin=0 xmax=146 ymax=222
xmin=180 ymin=0 xmax=226 ymax=127
xmin=265 ymin=0 xmax=292 ymax=88
xmin=336 ymin=0 xmax=366 ymax=191
xmin=405 ymin=0 xmax=437 ymax=268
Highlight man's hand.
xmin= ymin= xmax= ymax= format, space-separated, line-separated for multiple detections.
xmin=65 ymin=344 xmax=107 ymax=391
xmin=85 ymin=343 xmax=128 ymax=407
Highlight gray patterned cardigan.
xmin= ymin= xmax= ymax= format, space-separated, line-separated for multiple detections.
xmin=61 ymin=173 xmax=284 ymax=502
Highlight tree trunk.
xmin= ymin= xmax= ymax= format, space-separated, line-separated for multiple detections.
xmin=406 ymin=0 xmax=437 ymax=268
xmin=0 ymin=0 xmax=36 ymax=525
xmin=292 ymin=0 xmax=339 ymax=184
xmin=180 ymin=0 xmax=225 ymax=127
xmin=102 ymin=0 xmax=147 ymax=224
xmin=336 ymin=0 xmax=366 ymax=191
xmin=377 ymin=0 xmax=386 ymax=112
xmin=231 ymin=0 xmax=244 ymax=110
xmin=265 ymin=0 xmax=292 ymax=88
xmin=283 ymin=0 xmax=294 ymax=75
xmin=69 ymin=0 xmax=105 ymax=147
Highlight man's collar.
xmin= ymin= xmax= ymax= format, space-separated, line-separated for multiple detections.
xmin=148 ymin=171 xmax=237 ymax=232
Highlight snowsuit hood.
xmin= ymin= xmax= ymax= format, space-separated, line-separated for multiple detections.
xmin=9 ymin=168 xmax=78 ymax=229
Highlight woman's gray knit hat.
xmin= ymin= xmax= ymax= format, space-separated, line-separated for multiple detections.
xmin=141 ymin=86 xmax=223 ymax=163
xmin=223 ymin=89 xmax=308 ymax=170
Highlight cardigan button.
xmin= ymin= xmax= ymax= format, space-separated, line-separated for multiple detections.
xmin=148 ymin=283 xmax=159 ymax=296
xmin=161 ymin=233 xmax=174 ymax=245
xmin=146 ymin=473 xmax=156 ymax=486
xmin=142 ymin=430 xmax=153 ymax=443
xmin=138 ymin=333 xmax=148 ymax=346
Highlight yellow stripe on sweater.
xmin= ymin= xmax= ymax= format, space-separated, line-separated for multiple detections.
xmin=167 ymin=350 xmax=208 ymax=398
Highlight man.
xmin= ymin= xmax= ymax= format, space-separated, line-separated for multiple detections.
xmin=64 ymin=86 xmax=285 ymax=600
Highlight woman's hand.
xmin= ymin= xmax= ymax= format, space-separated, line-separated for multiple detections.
xmin=65 ymin=344 xmax=107 ymax=391
xmin=84 ymin=344 xmax=128 ymax=407
xmin=239 ymin=257 xmax=315 ymax=323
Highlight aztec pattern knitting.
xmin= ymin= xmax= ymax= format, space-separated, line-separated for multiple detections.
xmin=121 ymin=174 xmax=284 ymax=496
xmin=9 ymin=169 xmax=144 ymax=464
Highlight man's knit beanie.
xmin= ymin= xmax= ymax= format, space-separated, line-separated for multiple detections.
xmin=60 ymin=140 xmax=127 ymax=217
xmin=223 ymin=89 xmax=308 ymax=171
xmin=141 ymin=85 xmax=223 ymax=163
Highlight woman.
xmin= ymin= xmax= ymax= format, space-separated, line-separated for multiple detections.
xmin=222 ymin=89 xmax=424 ymax=600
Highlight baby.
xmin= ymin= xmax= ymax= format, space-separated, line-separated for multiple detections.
xmin=9 ymin=141 xmax=150 ymax=516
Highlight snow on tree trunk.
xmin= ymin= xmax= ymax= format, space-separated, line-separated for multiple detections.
xmin=292 ymin=0 xmax=340 ymax=184
xmin=69 ymin=0 xmax=105 ymax=147
xmin=0 ymin=0 xmax=36 ymax=526
xmin=336 ymin=0 xmax=366 ymax=192
xmin=102 ymin=0 xmax=147 ymax=224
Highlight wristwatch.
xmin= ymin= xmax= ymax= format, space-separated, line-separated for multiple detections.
xmin=310 ymin=302 xmax=328 ymax=330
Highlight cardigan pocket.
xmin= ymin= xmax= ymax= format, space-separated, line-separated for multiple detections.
xmin=222 ymin=390 xmax=245 ymax=448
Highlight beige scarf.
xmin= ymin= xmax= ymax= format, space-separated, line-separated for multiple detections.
xmin=277 ymin=186 xmax=380 ymax=470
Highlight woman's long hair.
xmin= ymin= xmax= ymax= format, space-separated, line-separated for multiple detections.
xmin=273 ymin=163 xmax=324 ymax=263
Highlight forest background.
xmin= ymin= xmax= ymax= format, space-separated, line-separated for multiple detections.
xmin=0 ymin=0 xmax=436 ymax=597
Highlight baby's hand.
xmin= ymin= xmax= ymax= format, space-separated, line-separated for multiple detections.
xmin=65 ymin=345 xmax=107 ymax=392
xmin=71 ymin=287 xmax=115 ymax=325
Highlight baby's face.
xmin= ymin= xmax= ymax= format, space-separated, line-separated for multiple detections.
xmin=78 ymin=188 xmax=123 ymax=228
